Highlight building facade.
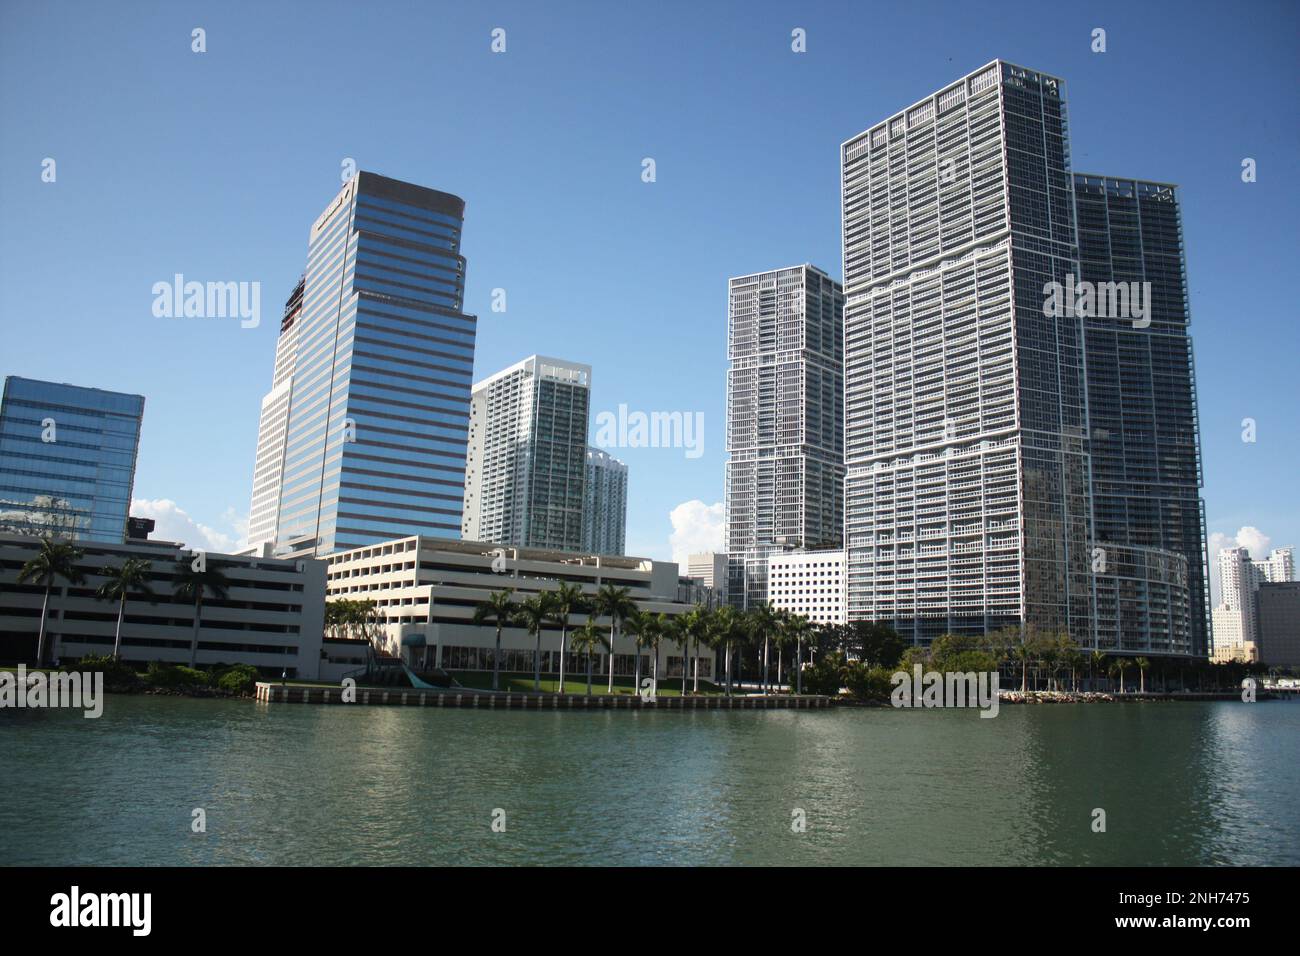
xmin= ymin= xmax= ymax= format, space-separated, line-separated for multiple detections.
xmin=1074 ymin=174 xmax=1207 ymax=657
xmin=768 ymin=549 xmax=847 ymax=626
xmin=0 ymin=377 xmax=144 ymax=543
xmin=1213 ymin=546 xmax=1295 ymax=662
xmin=254 ymin=171 xmax=477 ymax=558
xmin=0 ymin=533 xmax=325 ymax=675
xmin=462 ymin=356 xmax=591 ymax=552
xmin=725 ymin=264 xmax=844 ymax=609
xmin=841 ymin=61 xmax=1093 ymax=644
xmin=582 ymin=446 xmax=628 ymax=556
xmin=324 ymin=535 xmax=714 ymax=680
xmin=1257 ymin=582 xmax=1300 ymax=670
xmin=685 ymin=552 xmax=728 ymax=595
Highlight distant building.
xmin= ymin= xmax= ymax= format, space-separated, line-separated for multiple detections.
xmin=324 ymin=535 xmax=713 ymax=680
xmin=725 ymin=264 xmax=844 ymax=610
xmin=1213 ymin=546 xmax=1295 ymax=662
xmin=686 ymin=553 xmax=727 ymax=593
xmin=0 ymin=376 xmax=144 ymax=543
xmin=462 ymin=356 xmax=591 ymax=552
xmin=768 ymin=549 xmax=846 ymax=626
xmin=1257 ymin=582 xmax=1300 ymax=670
xmin=0 ymin=533 xmax=325 ymax=675
xmin=582 ymin=446 xmax=627 ymax=556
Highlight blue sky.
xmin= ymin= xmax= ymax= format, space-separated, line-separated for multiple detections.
xmin=1 ymin=0 xmax=1296 ymax=588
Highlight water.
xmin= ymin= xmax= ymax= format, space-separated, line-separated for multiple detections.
xmin=2 ymin=696 xmax=1297 ymax=866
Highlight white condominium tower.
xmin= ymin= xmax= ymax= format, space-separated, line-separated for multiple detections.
xmin=840 ymin=61 xmax=1093 ymax=643
xmin=246 ymin=277 xmax=303 ymax=553
xmin=725 ymin=264 xmax=844 ymax=609
xmin=462 ymin=356 xmax=591 ymax=552
xmin=582 ymin=446 xmax=628 ymax=555
xmin=1212 ymin=546 xmax=1295 ymax=661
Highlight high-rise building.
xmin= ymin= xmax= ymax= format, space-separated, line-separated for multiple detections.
xmin=1254 ymin=547 xmax=1294 ymax=584
xmin=840 ymin=61 xmax=1092 ymax=643
xmin=768 ymin=549 xmax=847 ymax=626
xmin=686 ymin=552 xmax=728 ymax=594
xmin=246 ymin=276 xmax=303 ymax=553
xmin=1212 ymin=545 xmax=1295 ymax=662
xmin=1257 ymin=582 xmax=1300 ymax=669
xmin=251 ymin=172 xmax=477 ymax=558
xmin=725 ymin=264 xmax=844 ymax=609
xmin=462 ymin=356 xmax=591 ymax=552
xmin=1074 ymin=175 xmax=1206 ymax=657
xmin=582 ymin=446 xmax=627 ymax=555
xmin=0 ymin=376 xmax=144 ymax=542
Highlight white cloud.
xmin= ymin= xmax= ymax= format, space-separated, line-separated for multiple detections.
xmin=131 ymin=498 xmax=248 ymax=553
xmin=668 ymin=499 xmax=725 ymax=569
xmin=1207 ymin=526 xmax=1273 ymax=605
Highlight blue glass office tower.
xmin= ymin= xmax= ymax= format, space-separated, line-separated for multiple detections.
xmin=264 ymin=172 xmax=476 ymax=557
xmin=0 ymin=376 xmax=144 ymax=542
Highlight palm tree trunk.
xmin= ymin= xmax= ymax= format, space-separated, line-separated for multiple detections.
xmin=651 ymin=644 xmax=658 ymax=695
xmin=724 ymin=642 xmax=731 ymax=695
xmin=796 ymin=638 xmax=803 ymax=695
xmin=762 ymin=637 xmax=769 ymax=693
xmin=633 ymin=647 xmax=642 ymax=696
xmin=607 ymin=620 xmax=617 ymax=694
xmin=558 ymin=626 xmax=568 ymax=695
xmin=493 ymin=623 xmax=502 ymax=691
xmin=113 ymin=592 xmax=126 ymax=660
xmin=692 ymin=638 xmax=699 ymax=694
xmin=586 ymin=650 xmax=593 ymax=696
xmin=189 ymin=597 xmax=202 ymax=668
xmin=35 ymin=579 xmax=52 ymax=667
xmin=533 ymin=632 xmax=541 ymax=691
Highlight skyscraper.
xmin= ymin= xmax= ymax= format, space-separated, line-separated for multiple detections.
xmin=1074 ymin=175 xmax=1207 ymax=657
xmin=725 ymin=264 xmax=844 ymax=609
xmin=840 ymin=61 xmax=1093 ymax=643
xmin=250 ymin=172 xmax=477 ymax=557
xmin=1212 ymin=546 xmax=1295 ymax=662
xmin=582 ymin=446 xmax=628 ymax=555
xmin=0 ymin=376 xmax=144 ymax=542
xmin=462 ymin=356 xmax=590 ymax=552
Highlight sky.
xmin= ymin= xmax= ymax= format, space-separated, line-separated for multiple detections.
xmin=1 ymin=0 xmax=1296 ymax=600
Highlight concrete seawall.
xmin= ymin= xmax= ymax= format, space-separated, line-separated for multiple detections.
xmin=254 ymin=683 xmax=832 ymax=710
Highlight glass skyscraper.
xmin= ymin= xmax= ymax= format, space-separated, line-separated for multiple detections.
xmin=1075 ymin=175 xmax=1207 ymax=657
xmin=725 ymin=264 xmax=844 ymax=609
xmin=251 ymin=171 xmax=477 ymax=558
xmin=841 ymin=61 xmax=1093 ymax=643
xmin=582 ymin=446 xmax=628 ymax=556
xmin=0 ymin=376 xmax=144 ymax=542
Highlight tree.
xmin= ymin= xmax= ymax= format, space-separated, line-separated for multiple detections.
xmin=592 ymin=584 xmax=636 ymax=694
xmin=847 ymin=621 xmax=907 ymax=669
xmin=17 ymin=538 xmax=86 ymax=666
xmin=623 ymin=608 xmax=651 ymax=695
xmin=711 ymin=604 xmax=744 ymax=696
xmin=1110 ymin=657 xmax=1131 ymax=694
xmin=548 ymin=582 xmax=587 ymax=695
xmin=1135 ymin=656 xmax=1150 ymax=694
xmin=746 ymin=603 xmax=781 ymax=693
xmin=1011 ymin=638 xmax=1034 ymax=693
xmin=637 ymin=613 xmax=665 ymax=696
xmin=516 ymin=592 xmax=554 ymax=692
xmin=569 ymin=620 xmax=609 ymax=696
xmin=1090 ymin=650 xmax=1108 ymax=691
xmin=472 ymin=588 xmax=518 ymax=691
xmin=665 ymin=613 xmax=692 ymax=695
xmin=783 ymin=613 xmax=815 ymax=695
xmin=94 ymin=558 xmax=154 ymax=660
xmin=172 ymin=556 xmax=230 ymax=669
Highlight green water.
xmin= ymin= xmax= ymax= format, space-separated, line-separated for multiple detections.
xmin=2 ymin=696 xmax=1296 ymax=866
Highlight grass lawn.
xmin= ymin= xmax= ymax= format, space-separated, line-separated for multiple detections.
xmin=448 ymin=670 xmax=723 ymax=697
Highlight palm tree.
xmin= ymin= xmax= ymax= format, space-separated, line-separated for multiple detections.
xmin=1135 ymin=656 xmax=1150 ymax=694
xmin=569 ymin=620 xmax=609 ymax=696
xmin=665 ymin=613 xmax=692 ymax=695
xmin=94 ymin=558 xmax=154 ymax=660
xmin=472 ymin=588 xmax=517 ymax=691
xmin=747 ymin=603 xmax=781 ymax=693
xmin=623 ymin=608 xmax=651 ymax=695
xmin=784 ymin=613 xmax=815 ymax=696
xmin=712 ymin=604 xmax=743 ymax=696
xmin=1090 ymin=650 xmax=1108 ymax=691
xmin=634 ymin=613 xmax=665 ymax=697
xmin=172 ymin=557 xmax=230 ymax=668
xmin=1110 ymin=657 xmax=1131 ymax=694
xmin=1012 ymin=639 xmax=1033 ymax=693
xmin=548 ymin=582 xmax=586 ymax=695
xmin=592 ymin=584 xmax=636 ymax=694
xmin=516 ymin=592 xmax=554 ymax=692
xmin=17 ymin=538 xmax=85 ymax=666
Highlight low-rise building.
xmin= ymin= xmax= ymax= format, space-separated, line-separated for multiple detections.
xmin=768 ymin=549 xmax=846 ymax=626
xmin=325 ymin=535 xmax=715 ymax=680
xmin=0 ymin=533 xmax=325 ymax=676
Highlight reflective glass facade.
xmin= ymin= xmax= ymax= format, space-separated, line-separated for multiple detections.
xmin=0 ymin=376 xmax=144 ymax=542
xmin=266 ymin=172 xmax=476 ymax=557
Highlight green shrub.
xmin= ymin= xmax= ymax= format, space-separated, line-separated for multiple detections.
xmin=800 ymin=652 xmax=847 ymax=697
xmin=844 ymin=663 xmax=896 ymax=702
xmin=144 ymin=661 xmax=209 ymax=688
xmin=74 ymin=654 xmax=143 ymax=691
xmin=213 ymin=664 xmax=260 ymax=695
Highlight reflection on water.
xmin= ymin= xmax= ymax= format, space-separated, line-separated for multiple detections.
xmin=2 ymin=697 xmax=1296 ymax=866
